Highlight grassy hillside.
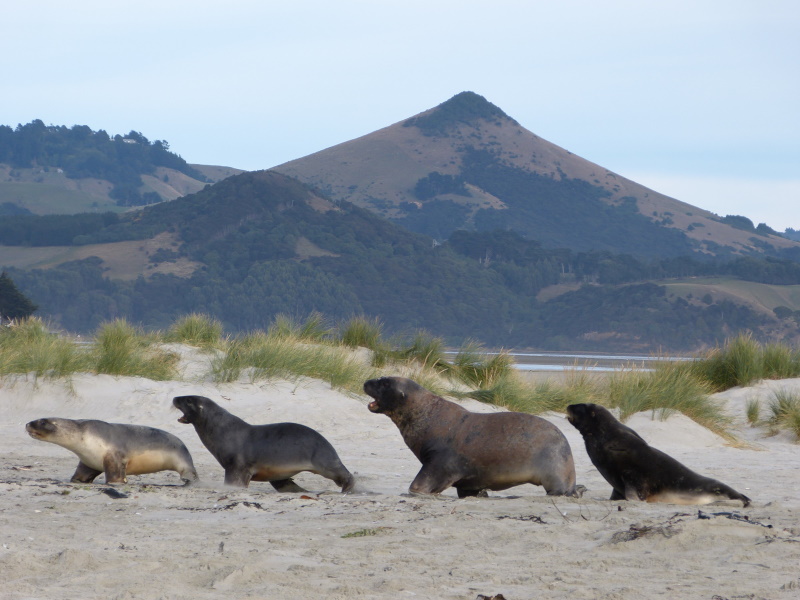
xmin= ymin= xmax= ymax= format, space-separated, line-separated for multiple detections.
xmin=275 ymin=92 xmax=800 ymax=258
xmin=663 ymin=277 xmax=800 ymax=315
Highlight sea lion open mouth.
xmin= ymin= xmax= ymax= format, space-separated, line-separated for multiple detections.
xmin=367 ymin=400 xmax=379 ymax=412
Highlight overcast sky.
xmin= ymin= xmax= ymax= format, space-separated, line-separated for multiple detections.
xmin=2 ymin=1 xmax=798 ymax=230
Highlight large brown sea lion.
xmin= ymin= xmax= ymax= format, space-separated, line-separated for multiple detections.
xmin=172 ymin=395 xmax=355 ymax=492
xmin=364 ymin=376 xmax=578 ymax=497
xmin=26 ymin=418 xmax=198 ymax=485
xmin=566 ymin=403 xmax=750 ymax=506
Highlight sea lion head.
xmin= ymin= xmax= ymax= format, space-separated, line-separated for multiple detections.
xmin=25 ymin=418 xmax=81 ymax=444
xmin=173 ymin=395 xmax=213 ymax=425
xmin=566 ymin=403 xmax=604 ymax=432
xmin=567 ymin=403 xmax=622 ymax=435
xmin=363 ymin=376 xmax=420 ymax=414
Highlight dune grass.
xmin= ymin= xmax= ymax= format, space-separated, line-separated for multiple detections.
xmin=210 ymin=331 xmax=378 ymax=393
xmin=163 ymin=313 xmax=224 ymax=349
xmin=92 ymin=319 xmax=179 ymax=380
xmin=7 ymin=313 xmax=799 ymax=441
xmin=746 ymin=398 xmax=761 ymax=426
xmin=268 ymin=312 xmax=331 ymax=342
xmin=0 ymin=317 xmax=91 ymax=379
xmin=686 ymin=334 xmax=800 ymax=392
xmin=768 ymin=388 xmax=800 ymax=440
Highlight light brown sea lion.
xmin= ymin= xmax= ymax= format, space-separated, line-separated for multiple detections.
xmin=26 ymin=418 xmax=198 ymax=485
xmin=364 ymin=376 xmax=578 ymax=497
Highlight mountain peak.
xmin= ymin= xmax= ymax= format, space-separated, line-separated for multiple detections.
xmin=403 ymin=91 xmax=515 ymax=135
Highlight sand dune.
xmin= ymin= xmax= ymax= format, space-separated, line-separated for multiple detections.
xmin=1 ymin=348 xmax=798 ymax=599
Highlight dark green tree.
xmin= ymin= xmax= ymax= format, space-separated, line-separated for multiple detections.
xmin=0 ymin=271 xmax=38 ymax=321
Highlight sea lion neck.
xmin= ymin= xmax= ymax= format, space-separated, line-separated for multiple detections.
xmin=388 ymin=393 xmax=458 ymax=453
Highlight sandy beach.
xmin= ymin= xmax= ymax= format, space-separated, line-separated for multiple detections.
xmin=1 ymin=346 xmax=799 ymax=599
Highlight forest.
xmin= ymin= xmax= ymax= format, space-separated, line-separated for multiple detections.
xmin=3 ymin=170 xmax=797 ymax=351
xmin=0 ymin=120 xmax=206 ymax=206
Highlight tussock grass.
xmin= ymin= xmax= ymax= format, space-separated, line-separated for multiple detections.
xmin=92 ymin=319 xmax=178 ymax=380
xmin=446 ymin=340 xmax=513 ymax=388
xmin=0 ymin=317 xmax=90 ymax=379
xmin=687 ymin=334 xmax=800 ymax=392
xmin=210 ymin=332 xmax=377 ymax=392
xmin=745 ymin=398 xmax=761 ymax=425
xmin=768 ymin=388 xmax=800 ymax=439
xmin=396 ymin=330 xmax=446 ymax=369
xmin=163 ymin=313 xmax=224 ymax=348
xmin=606 ymin=361 xmax=733 ymax=439
xmin=338 ymin=315 xmax=384 ymax=350
xmin=268 ymin=312 xmax=331 ymax=342
xmin=762 ymin=343 xmax=800 ymax=380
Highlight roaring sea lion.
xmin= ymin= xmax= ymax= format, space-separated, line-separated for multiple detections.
xmin=364 ymin=376 xmax=578 ymax=497
xmin=566 ymin=403 xmax=750 ymax=507
xmin=172 ymin=395 xmax=355 ymax=492
xmin=25 ymin=418 xmax=198 ymax=485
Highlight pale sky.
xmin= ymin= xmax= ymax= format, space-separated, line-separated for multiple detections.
xmin=2 ymin=1 xmax=798 ymax=231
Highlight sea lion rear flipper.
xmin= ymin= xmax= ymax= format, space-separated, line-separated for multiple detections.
xmin=270 ymin=478 xmax=308 ymax=493
xmin=623 ymin=480 xmax=647 ymax=502
xmin=70 ymin=461 xmax=102 ymax=483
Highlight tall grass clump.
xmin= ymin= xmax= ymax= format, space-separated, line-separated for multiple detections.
xmin=768 ymin=388 xmax=800 ymax=439
xmin=338 ymin=315 xmax=384 ymax=350
xmin=689 ymin=334 xmax=763 ymax=391
xmin=687 ymin=335 xmax=800 ymax=392
xmin=210 ymin=332 xmax=376 ymax=392
xmin=446 ymin=340 xmax=514 ymax=389
xmin=459 ymin=364 xmax=602 ymax=415
xmin=396 ymin=330 xmax=446 ymax=369
xmin=164 ymin=313 xmax=224 ymax=348
xmin=745 ymin=398 xmax=761 ymax=425
xmin=606 ymin=362 xmax=733 ymax=438
xmin=337 ymin=315 xmax=390 ymax=367
xmin=92 ymin=319 xmax=178 ymax=380
xmin=0 ymin=317 xmax=90 ymax=379
xmin=761 ymin=343 xmax=800 ymax=380
xmin=268 ymin=312 xmax=331 ymax=342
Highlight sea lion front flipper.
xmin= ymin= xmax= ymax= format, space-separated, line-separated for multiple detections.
xmin=223 ymin=467 xmax=252 ymax=488
xmin=409 ymin=461 xmax=461 ymax=495
xmin=609 ymin=487 xmax=626 ymax=501
xmin=270 ymin=478 xmax=308 ymax=493
xmin=103 ymin=452 xmax=127 ymax=484
xmin=70 ymin=461 xmax=102 ymax=483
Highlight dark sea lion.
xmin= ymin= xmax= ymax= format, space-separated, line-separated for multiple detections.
xmin=172 ymin=395 xmax=355 ymax=492
xmin=25 ymin=418 xmax=198 ymax=485
xmin=566 ymin=403 xmax=750 ymax=507
xmin=363 ymin=376 xmax=578 ymax=497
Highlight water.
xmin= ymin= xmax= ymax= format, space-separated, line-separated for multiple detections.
xmin=446 ymin=351 xmax=693 ymax=372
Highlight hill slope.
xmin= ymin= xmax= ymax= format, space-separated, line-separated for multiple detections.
xmin=274 ymin=92 xmax=799 ymax=258
xmin=0 ymin=121 xmax=241 ymax=215
xmin=3 ymin=170 xmax=798 ymax=350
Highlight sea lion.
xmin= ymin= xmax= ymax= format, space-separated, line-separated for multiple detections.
xmin=364 ymin=376 xmax=578 ymax=497
xmin=566 ymin=403 xmax=750 ymax=507
xmin=25 ymin=418 xmax=198 ymax=485
xmin=172 ymin=395 xmax=355 ymax=492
